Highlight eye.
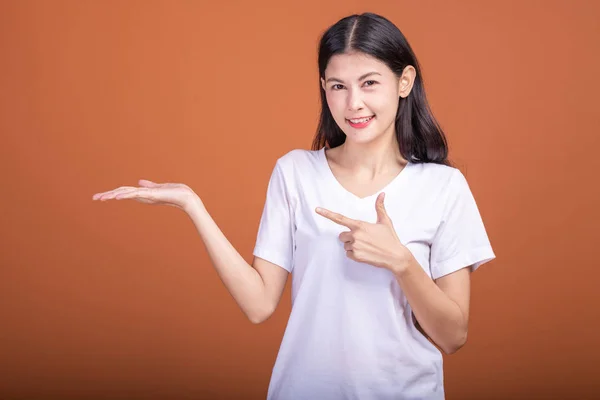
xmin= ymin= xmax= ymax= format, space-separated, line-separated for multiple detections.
xmin=364 ymin=80 xmax=378 ymax=87
xmin=331 ymin=84 xmax=345 ymax=90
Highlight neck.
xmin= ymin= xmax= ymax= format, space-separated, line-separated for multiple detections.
xmin=337 ymin=132 xmax=406 ymax=178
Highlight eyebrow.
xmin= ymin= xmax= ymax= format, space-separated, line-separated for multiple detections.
xmin=325 ymin=71 xmax=382 ymax=84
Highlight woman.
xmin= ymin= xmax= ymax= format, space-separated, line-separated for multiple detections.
xmin=93 ymin=12 xmax=495 ymax=400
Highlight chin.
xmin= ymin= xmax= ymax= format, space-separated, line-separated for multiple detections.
xmin=343 ymin=130 xmax=381 ymax=145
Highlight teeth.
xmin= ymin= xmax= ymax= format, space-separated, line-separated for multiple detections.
xmin=350 ymin=116 xmax=373 ymax=123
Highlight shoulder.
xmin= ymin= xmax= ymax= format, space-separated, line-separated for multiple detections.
xmin=263 ymin=148 xmax=322 ymax=196
xmin=407 ymin=162 xmax=474 ymax=211
xmin=274 ymin=148 xmax=322 ymax=172
xmin=410 ymin=161 xmax=463 ymax=189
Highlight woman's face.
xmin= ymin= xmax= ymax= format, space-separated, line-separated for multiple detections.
xmin=321 ymin=51 xmax=415 ymax=146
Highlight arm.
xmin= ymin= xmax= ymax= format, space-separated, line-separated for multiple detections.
xmin=394 ymin=261 xmax=471 ymax=355
xmin=314 ymin=191 xmax=473 ymax=354
xmin=399 ymin=169 xmax=493 ymax=354
xmin=185 ymin=197 xmax=289 ymax=324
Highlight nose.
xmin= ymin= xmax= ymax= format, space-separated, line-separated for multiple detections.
xmin=347 ymin=87 xmax=364 ymax=112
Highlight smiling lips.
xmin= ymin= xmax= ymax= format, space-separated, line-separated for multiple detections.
xmin=347 ymin=115 xmax=375 ymax=129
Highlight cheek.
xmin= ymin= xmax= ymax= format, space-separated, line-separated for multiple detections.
xmin=326 ymin=93 xmax=346 ymax=117
xmin=372 ymin=92 xmax=399 ymax=117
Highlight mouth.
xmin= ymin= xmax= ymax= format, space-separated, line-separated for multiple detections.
xmin=346 ymin=115 xmax=375 ymax=129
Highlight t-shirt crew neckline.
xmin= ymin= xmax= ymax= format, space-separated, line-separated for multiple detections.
xmin=318 ymin=147 xmax=413 ymax=203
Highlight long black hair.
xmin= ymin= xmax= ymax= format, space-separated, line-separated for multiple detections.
xmin=311 ymin=12 xmax=451 ymax=166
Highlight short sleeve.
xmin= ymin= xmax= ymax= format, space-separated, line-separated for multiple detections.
xmin=252 ymin=160 xmax=295 ymax=273
xmin=430 ymin=169 xmax=496 ymax=280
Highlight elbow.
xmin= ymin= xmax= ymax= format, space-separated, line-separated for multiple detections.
xmin=249 ymin=316 xmax=264 ymax=324
xmin=443 ymin=330 xmax=468 ymax=355
xmin=248 ymin=313 xmax=268 ymax=324
xmin=247 ymin=303 xmax=276 ymax=325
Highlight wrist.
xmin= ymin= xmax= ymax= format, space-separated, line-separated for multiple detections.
xmin=183 ymin=193 xmax=205 ymax=216
xmin=388 ymin=250 xmax=415 ymax=277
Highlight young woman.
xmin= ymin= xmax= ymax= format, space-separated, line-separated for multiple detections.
xmin=93 ymin=12 xmax=495 ymax=400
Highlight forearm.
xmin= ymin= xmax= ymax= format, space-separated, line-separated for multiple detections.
xmin=394 ymin=258 xmax=467 ymax=354
xmin=184 ymin=197 xmax=270 ymax=322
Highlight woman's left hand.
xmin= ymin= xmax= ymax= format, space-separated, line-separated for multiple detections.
xmin=315 ymin=192 xmax=414 ymax=274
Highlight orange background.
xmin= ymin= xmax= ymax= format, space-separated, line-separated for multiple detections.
xmin=1 ymin=1 xmax=599 ymax=399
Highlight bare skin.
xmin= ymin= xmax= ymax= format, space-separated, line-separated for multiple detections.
xmin=92 ymin=181 xmax=289 ymax=324
xmin=92 ymin=51 xmax=471 ymax=353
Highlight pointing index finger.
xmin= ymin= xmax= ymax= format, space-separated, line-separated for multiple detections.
xmin=315 ymin=207 xmax=361 ymax=229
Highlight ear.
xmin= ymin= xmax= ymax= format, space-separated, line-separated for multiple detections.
xmin=398 ymin=65 xmax=417 ymax=98
xmin=321 ymin=77 xmax=326 ymax=91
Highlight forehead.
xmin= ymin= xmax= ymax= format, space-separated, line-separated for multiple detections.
xmin=324 ymin=52 xmax=392 ymax=78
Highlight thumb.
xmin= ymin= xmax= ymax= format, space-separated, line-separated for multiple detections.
xmin=139 ymin=179 xmax=160 ymax=187
xmin=376 ymin=192 xmax=393 ymax=225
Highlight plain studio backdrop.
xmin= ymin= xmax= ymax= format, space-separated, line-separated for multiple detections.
xmin=1 ymin=1 xmax=598 ymax=399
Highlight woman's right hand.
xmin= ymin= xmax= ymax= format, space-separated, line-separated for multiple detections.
xmin=93 ymin=178 xmax=288 ymax=324
xmin=92 ymin=179 xmax=201 ymax=212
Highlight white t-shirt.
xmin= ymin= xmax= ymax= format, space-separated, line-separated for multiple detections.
xmin=253 ymin=148 xmax=496 ymax=400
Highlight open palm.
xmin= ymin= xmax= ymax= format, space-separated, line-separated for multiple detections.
xmin=92 ymin=179 xmax=198 ymax=211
